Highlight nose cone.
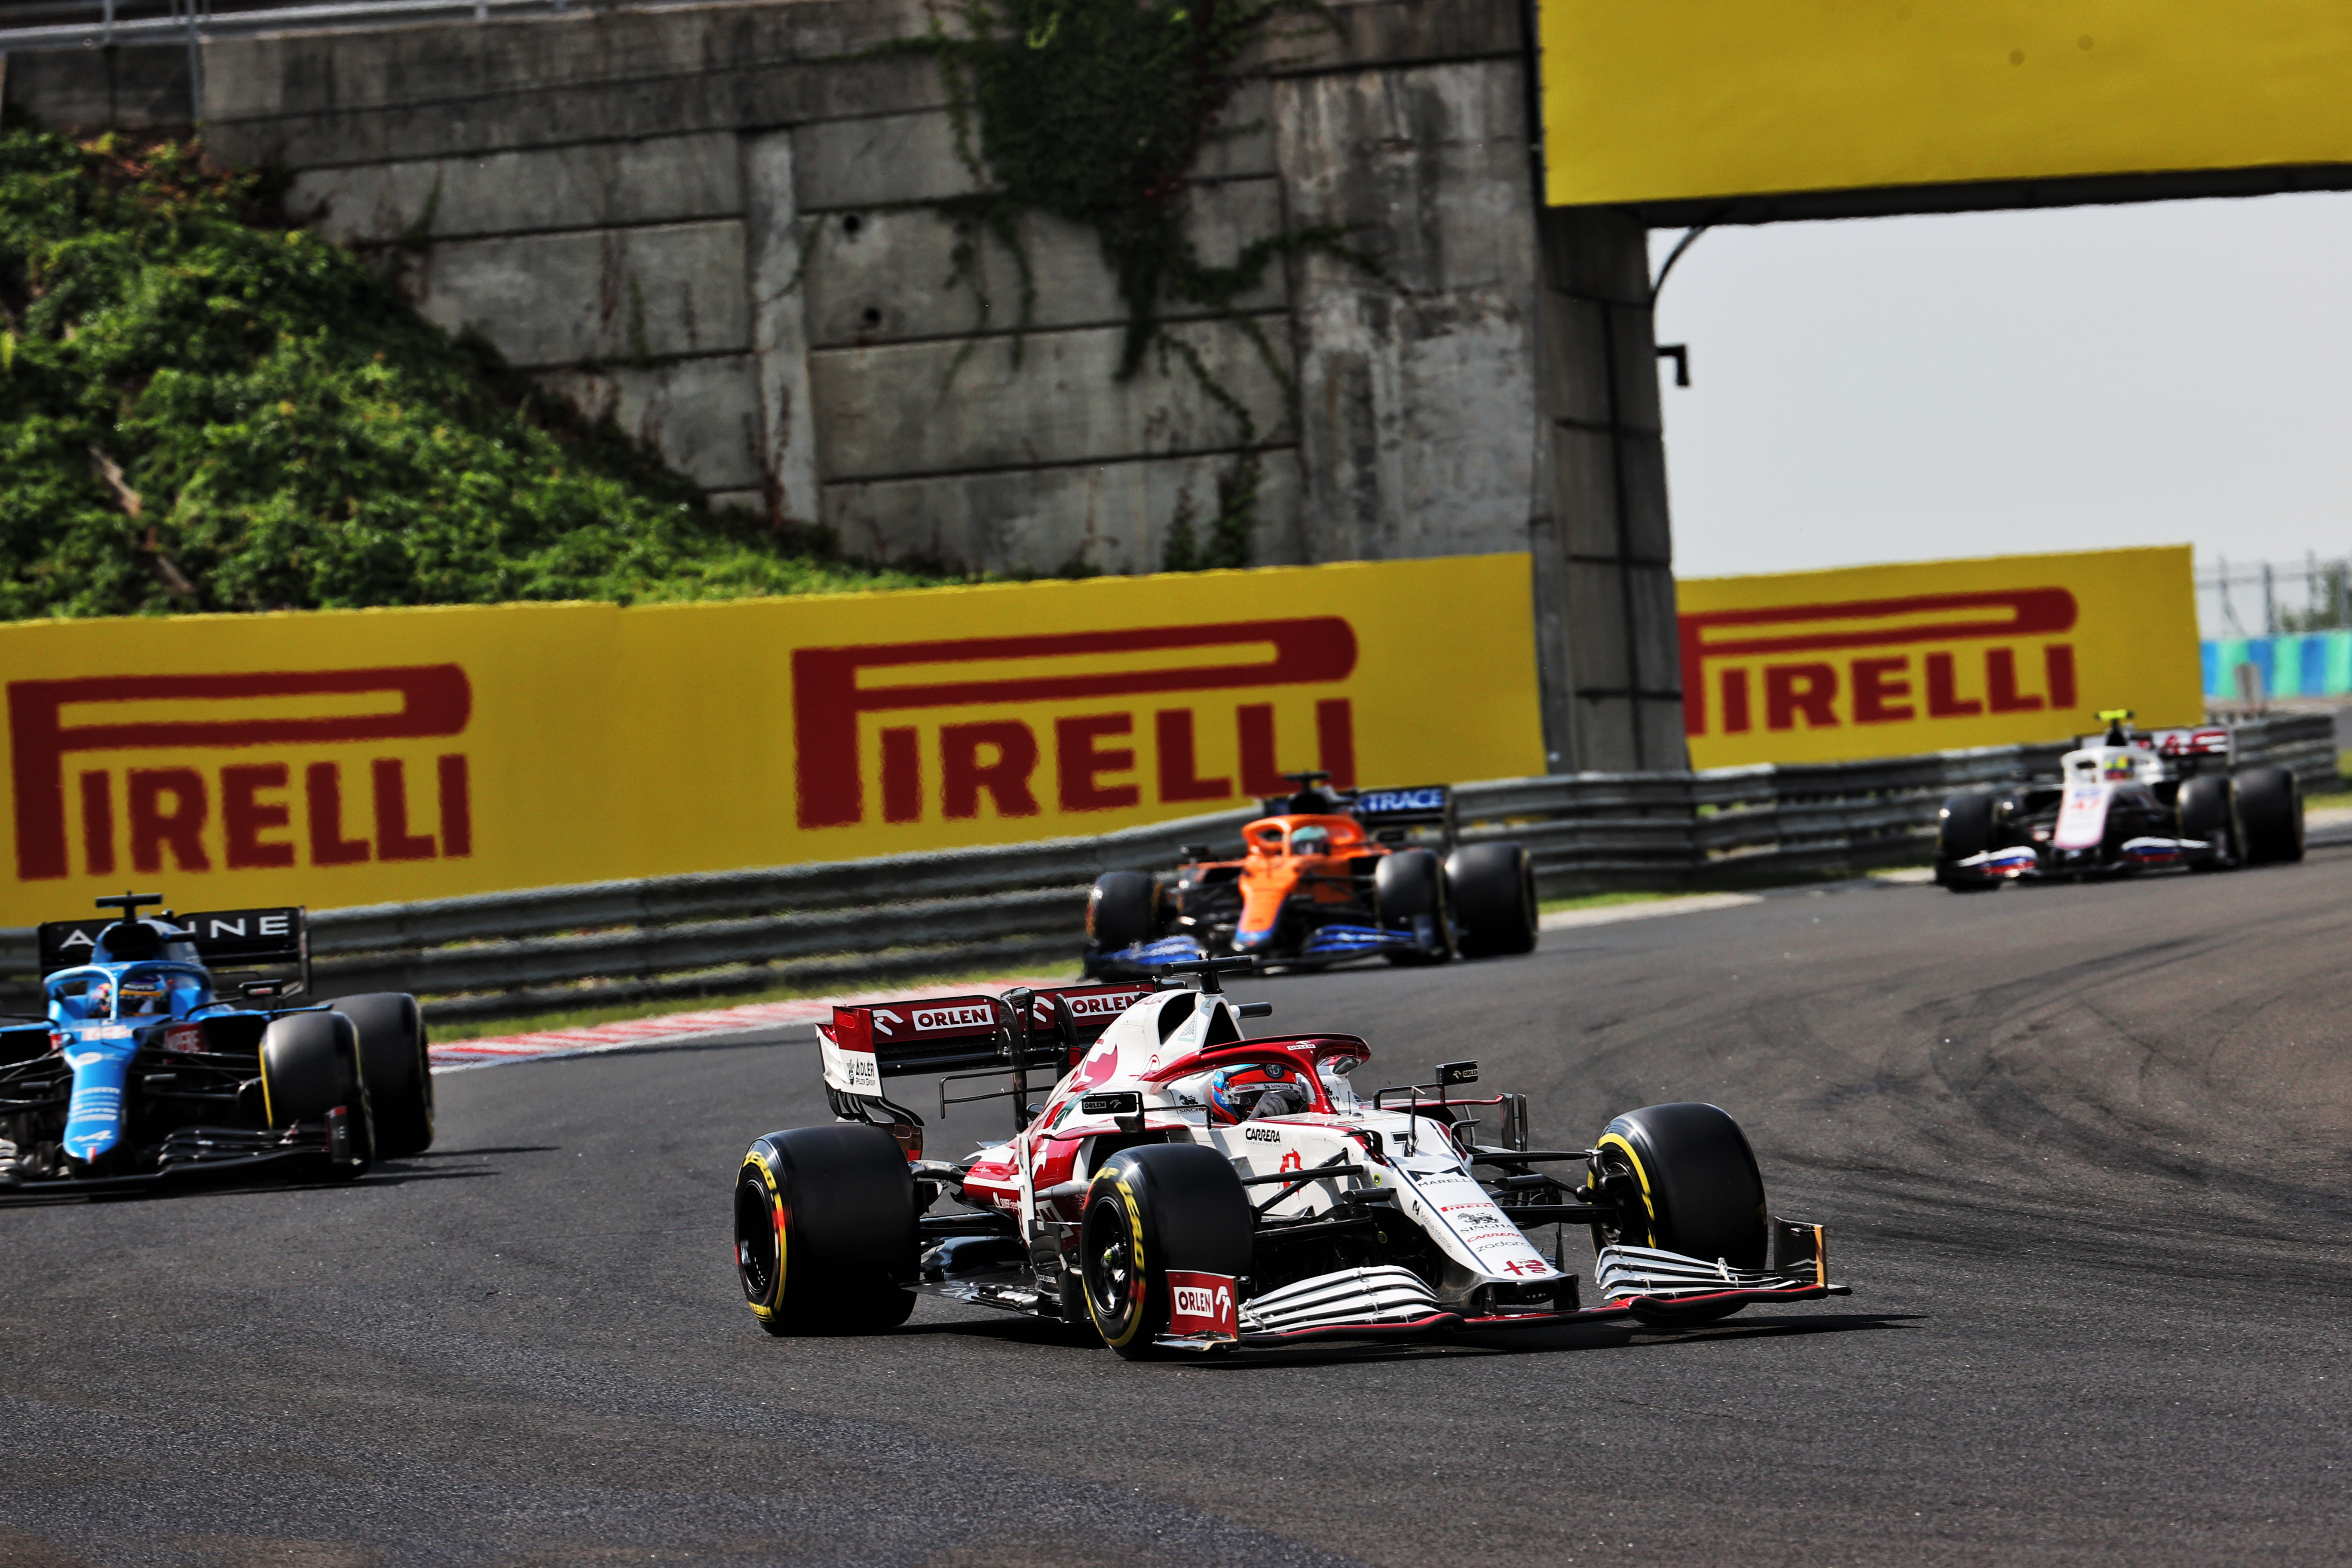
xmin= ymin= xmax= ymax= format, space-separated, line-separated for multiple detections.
xmin=61 ymin=1029 xmax=137 ymax=1165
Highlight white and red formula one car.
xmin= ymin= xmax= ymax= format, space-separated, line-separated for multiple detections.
xmin=732 ymin=959 xmax=1846 ymax=1357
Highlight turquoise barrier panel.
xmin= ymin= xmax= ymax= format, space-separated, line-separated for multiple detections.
xmin=2275 ymin=636 xmax=2306 ymax=697
xmin=2202 ymin=632 xmax=2352 ymax=697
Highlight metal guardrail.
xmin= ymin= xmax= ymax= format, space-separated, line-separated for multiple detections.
xmin=0 ymin=0 xmax=604 ymax=52
xmin=0 ymin=714 xmax=2334 ymax=1023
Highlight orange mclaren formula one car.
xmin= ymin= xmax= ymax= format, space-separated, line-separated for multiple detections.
xmin=1083 ymin=775 xmax=1538 ymax=977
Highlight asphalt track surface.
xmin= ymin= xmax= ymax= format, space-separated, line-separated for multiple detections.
xmin=5 ymin=857 xmax=2350 ymax=1568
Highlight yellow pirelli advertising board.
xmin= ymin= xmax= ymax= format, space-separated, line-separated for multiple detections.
xmin=1539 ymin=1 xmax=2352 ymax=208
xmin=1677 ymin=547 xmax=2202 ymax=770
xmin=0 ymin=556 xmax=1545 ymax=925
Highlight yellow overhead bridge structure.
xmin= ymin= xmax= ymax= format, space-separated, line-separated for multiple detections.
xmin=1537 ymin=1 xmax=2352 ymax=220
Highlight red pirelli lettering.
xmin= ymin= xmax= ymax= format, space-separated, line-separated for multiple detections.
xmin=1678 ymin=590 xmax=2076 ymax=737
xmin=8 ymin=666 xmax=470 ymax=881
xmin=791 ymin=621 xmax=1356 ymax=829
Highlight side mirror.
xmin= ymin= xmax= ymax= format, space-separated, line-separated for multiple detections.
xmin=1236 ymin=1001 xmax=1273 ymax=1019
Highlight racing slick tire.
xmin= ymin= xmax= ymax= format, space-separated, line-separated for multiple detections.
xmin=2176 ymin=774 xmax=2241 ymax=871
xmin=330 ymin=992 xmax=434 ymax=1158
xmin=1375 ymin=848 xmax=1455 ymax=965
xmin=1589 ymin=1102 xmax=1767 ymax=1323
xmin=1079 ymin=1143 xmax=1252 ymax=1360
xmin=1088 ymin=872 xmax=1161 ymax=951
xmin=1933 ymin=792 xmax=1997 ymax=891
xmin=2235 ymin=766 xmax=2305 ymax=865
xmin=258 ymin=1010 xmax=374 ymax=1176
xmin=735 ymin=1124 xmax=918 ymax=1336
xmin=1446 ymin=842 xmax=1538 ymax=958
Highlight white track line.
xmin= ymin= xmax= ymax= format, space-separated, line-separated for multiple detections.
xmin=1538 ymin=892 xmax=1762 ymax=931
xmin=428 ymin=973 xmax=1074 ymax=1073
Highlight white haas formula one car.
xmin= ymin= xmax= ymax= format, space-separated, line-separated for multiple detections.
xmin=1935 ymin=709 xmax=2304 ymax=888
xmin=733 ymin=959 xmax=1846 ymax=1356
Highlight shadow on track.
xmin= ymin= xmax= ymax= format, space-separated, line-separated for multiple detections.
xmin=406 ymin=1144 xmax=560 ymax=1157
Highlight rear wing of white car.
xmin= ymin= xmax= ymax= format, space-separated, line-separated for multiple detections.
xmin=819 ymin=981 xmax=1156 ymax=1095
xmin=2072 ymin=726 xmax=2232 ymax=779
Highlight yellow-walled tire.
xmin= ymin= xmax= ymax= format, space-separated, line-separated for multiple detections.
xmin=735 ymin=1125 xmax=917 ymax=1336
xmin=1079 ymin=1144 xmax=1251 ymax=1361
xmin=258 ymin=1009 xmax=373 ymax=1176
xmin=1588 ymin=1102 xmax=1769 ymax=1323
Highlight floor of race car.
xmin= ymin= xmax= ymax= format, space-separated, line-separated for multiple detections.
xmin=2 ymin=859 xmax=2348 ymax=1565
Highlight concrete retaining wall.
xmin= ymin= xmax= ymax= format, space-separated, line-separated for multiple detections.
xmin=4 ymin=0 xmax=1684 ymax=773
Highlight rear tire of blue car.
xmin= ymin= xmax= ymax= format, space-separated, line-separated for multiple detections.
xmin=1375 ymin=848 xmax=1454 ymax=964
xmin=331 ymin=992 xmax=434 ymax=1158
xmin=1446 ymin=842 xmax=1538 ymax=958
xmin=2236 ymin=767 xmax=2304 ymax=864
xmin=1933 ymin=792 xmax=1997 ymax=891
xmin=259 ymin=1010 xmax=373 ymax=1177
xmin=736 ymin=1124 xmax=918 ymax=1336
xmin=1081 ymin=1143 xmax=1252 ymax=1360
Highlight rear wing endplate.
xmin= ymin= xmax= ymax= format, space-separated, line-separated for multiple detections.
xmin=820 ymin=981 xmax=1155 ymax=1093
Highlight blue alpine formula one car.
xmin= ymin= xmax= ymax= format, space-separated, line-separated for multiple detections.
xmin=0 ymin=893 xmax=433 ymax=1195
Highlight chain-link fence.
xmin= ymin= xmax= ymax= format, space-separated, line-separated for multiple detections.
xmin=2200 ymin=554 xmax=2352 ymax=641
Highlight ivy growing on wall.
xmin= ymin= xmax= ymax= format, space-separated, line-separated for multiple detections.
xmin=903 ymin=0 xmax=1352 ymax=571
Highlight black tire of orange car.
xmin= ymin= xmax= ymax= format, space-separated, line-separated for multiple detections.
xmin=1933 ymin=791 xmax=1997 ymax=891
xmin=1088 ymin=872 xmax=1161 ymax=949
xmin=257 ymin=1009 xmax=374 ymax=1176
xmin=2176 ymin=774 xmax=2241 ymax=871
xmin=1374 ymin=847 xmax=1454 ymax=964
xmin=1080 ymin=1144 xmax=1253 ymax=1361
xmin=1446 ymin=842 xmax=1538 ymax=958
xmin=1588 ymin=1102 xmax=1768 ymax=1323
xmin=330 ymin=992 xmax=435 ymax=1158
xmin=2235 ymin=766 xmax=2305 ymax=864
xmin=734 ymin=1124 xmax=918 ymax=1337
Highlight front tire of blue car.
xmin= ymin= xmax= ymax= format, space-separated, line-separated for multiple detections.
xmin=258 ymin=1011 xmax=373 ymax=1178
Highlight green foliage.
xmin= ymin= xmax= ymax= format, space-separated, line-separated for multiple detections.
xmin=906 ymin=0 xmax=1347 ymax=573
xmin=0 ymin=129 xmax=933 ymax=621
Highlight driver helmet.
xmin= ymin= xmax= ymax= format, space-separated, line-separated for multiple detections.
xmin=1289 ymin=824 xmax=1330 ymax=856
xmin=1204 ymin=1062 xmax=1310 ymax=1124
